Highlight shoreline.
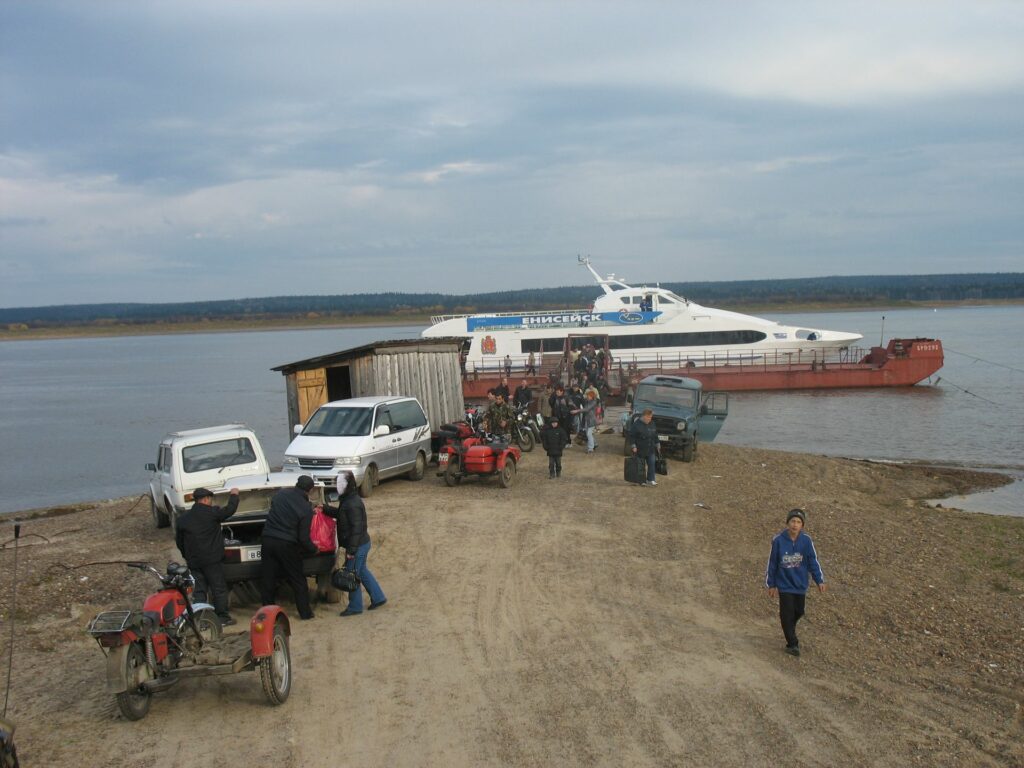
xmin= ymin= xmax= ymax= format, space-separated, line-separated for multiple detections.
xmin=2 ymin=298 xmax=1021 ymax=343
xmin=2 ymin=442 xmax=1021 ymax=766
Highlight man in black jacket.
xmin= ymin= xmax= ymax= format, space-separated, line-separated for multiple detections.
xmin=513 ymin=380 xmax=532 ymax=409
xmin=629 ymin=409 xmax=661 ymax=487
xmin=549 ymin=385 xmax=573 ymax=446
xmin=176 ymin=486 xmax=239 ymax=626
xmin=260 ymin=475 xmax=318 ymax=620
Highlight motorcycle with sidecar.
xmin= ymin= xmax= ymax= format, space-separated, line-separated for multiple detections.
xmin=86 ymin=561 xmax=292 ymax=720
xmin=436 ymin=419 xmax=522 ymax=488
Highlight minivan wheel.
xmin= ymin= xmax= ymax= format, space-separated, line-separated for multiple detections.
xmin=151 ymin=494 xmax=170 ymax=529
xmin=407 ymin=451 xmax=426 ymax=481
xmin=358 ymin=465 xmax=378 ymax=498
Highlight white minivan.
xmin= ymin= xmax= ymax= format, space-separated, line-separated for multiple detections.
xmin=282 ymin=396 xmax=431 ymax=497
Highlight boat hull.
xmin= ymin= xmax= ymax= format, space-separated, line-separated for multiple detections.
xmin=461 ymin=338 xmax=943 ymax=398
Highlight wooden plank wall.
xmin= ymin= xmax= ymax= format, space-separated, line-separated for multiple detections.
xmin=282 ymin=345 xmax=464 ymax=434
xmin=351 ymin=348 xmax=463 ymax=430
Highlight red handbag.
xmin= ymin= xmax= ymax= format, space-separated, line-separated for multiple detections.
xmin=310 ymin=506 xmax=337 ymax=553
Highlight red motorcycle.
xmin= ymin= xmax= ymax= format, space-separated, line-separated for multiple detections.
xmin=87 ymin=562 xmax=291 ymax=720
xmin=436 ymin=419 xmax=522 ymax=488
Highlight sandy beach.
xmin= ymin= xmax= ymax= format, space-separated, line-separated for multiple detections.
xmin=0 ymin=442 xmax=1020 ymax=767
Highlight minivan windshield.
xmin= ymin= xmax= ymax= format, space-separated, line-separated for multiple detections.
xmin=635 ymin=384 xmax=697 ymax=410
xmin=302 ymin=406 xmax=373 ymax=437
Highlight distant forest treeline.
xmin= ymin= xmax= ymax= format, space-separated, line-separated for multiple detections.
xmin=3 ymin=273 xmax=1023 ymax=328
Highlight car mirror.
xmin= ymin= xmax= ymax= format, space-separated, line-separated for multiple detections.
xmin=293 ymin=424 xmax=303 ymax=435
xmin=373 ymin=424 xmax=390 ymax=437
xmin=145 ymin=463 xmax=157 ymax=472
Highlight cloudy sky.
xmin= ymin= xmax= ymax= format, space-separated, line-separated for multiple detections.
xmin=1 ymin=1 xmax=1022 ymax=307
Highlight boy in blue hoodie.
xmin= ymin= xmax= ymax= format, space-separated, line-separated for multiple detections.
xmin=765 ymin=509 xmax=827 ymax=656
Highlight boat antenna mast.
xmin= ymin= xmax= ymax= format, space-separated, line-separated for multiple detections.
xmin=577 ymin=255 xmax=627 ymax=295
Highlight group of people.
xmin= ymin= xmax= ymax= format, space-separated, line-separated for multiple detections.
xmin=176 ymin=402 xmax=828 ymax=658
xmin=174 ymin=474 xmax=386 ymax=626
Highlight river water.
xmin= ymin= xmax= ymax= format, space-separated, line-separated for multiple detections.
xmin=0 ymin=306 xmax=1021 ymax=516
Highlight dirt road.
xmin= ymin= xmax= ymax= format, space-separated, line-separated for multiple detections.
xmin=1 ymin=442 xmax=1021 ymax=767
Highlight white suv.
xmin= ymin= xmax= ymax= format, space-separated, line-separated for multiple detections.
xmin=283 ymin=396 xmax=431 ymax=497
xmin=146 ymin=424 xmax=269 ymax=530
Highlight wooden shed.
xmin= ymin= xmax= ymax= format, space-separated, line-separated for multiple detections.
xmin=271 ymin=338 xmax=465 ymax=434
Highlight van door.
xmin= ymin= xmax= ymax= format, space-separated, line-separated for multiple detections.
xmin=372 ymin=406 xmax=401 ymax=477
xmin=388 ymin=400 xmax=429 ymax=469
xmin=697 ymin=392 xmax=729 ymax=443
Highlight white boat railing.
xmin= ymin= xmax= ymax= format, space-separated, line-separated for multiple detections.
xmin=461 ymin=344 xmax=871 ymax=376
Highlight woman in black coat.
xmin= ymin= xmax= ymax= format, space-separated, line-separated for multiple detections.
xmin=332 ymin=471 xmax=387 ymax=616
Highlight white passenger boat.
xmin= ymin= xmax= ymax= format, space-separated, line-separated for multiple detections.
xmin=421 ymin=258 xmax=863 ymax=372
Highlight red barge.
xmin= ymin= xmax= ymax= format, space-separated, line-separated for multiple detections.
xmin=460 ymin=337 xmax=943 ymax=399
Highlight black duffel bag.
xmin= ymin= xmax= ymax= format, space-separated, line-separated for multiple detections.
xmin=330 ymin=569 xmax=360 ymax=592
xmin=655 ymin=458 xmax=668 ymax=476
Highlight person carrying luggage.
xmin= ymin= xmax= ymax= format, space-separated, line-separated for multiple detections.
xmin=628 ymin=409 xmax=661 ymax=486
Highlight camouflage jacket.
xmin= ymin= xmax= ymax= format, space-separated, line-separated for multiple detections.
xmin=485 ymin=402 xmax=515 ymax=434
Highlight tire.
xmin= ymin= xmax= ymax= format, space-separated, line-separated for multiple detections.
xmin=259 ymin=622 xmax=292 ymax=705
xmin=499 ymin=458 xmax=517 ymax=488
xmin=514 ymin=427 xmax=535 ymax=453
xmin=444 ymin=458 xmax=462 ymax=487
xmin=150 ymin=494 xmax=170 ymax=529
xmin=316 ymin=570 xmax=342 ymax=604
xmin=166 ymin=498 xmax=178 ymax=534
xmin=115 ymin=644 xmax=153 ymax=721
xmin=681 ymin=438 xmax=695 ymax=463
xmin=358 ymin=465 xmax=377 ymax=498
xmin=406 ymin=451 xmax=426 ymax=481
xmin=192 ymin=608 xmax=223 ymax=642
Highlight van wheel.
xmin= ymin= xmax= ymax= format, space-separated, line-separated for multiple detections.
xmin=358 ymin=465 xmax=378 ymax=498
xmin=166 ymin=499 xmax=178 ymax=534
xmin=407 ymin=452 xmax=426 ymax=481
xmin=151 ymin=494 xmax=170 ymax=529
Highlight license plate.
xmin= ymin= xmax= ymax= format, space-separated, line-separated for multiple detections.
xmin=658 ymin=435 xmax=670 ymax=442
xmin=439 ymin=453 xmax=449 ymax=465
xmin=242 ymin=546 xmax=262 ymax=561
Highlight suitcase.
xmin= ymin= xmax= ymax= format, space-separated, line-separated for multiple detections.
xmin=655 ymin=458 xmax=668 ymax=476
xmin=624 ymin=456 xmax=646 ymax=484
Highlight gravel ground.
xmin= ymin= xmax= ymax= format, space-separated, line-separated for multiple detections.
xmin=0 ymin=441 xmax=1020 ymax=767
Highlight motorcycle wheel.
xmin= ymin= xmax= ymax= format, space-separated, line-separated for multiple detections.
xmin=499 ymin=458 xmax=517 ymax=488
xmin=194 ymin=608 xmax=223 ymax=641
xmin=444 ymin=458 xmax=462 ymax=487
xmin=514 ymin=427 xmax=535 ymax=453
xmin=259 ymin=621 xmax=292 ymax=705
xmin=115 ymin=644 xmax=153 ymax=721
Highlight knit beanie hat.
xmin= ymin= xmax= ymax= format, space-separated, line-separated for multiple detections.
xmin=786 ymin=509 xmax=805 ymax=524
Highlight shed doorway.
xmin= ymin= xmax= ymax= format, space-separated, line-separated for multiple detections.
xmin=326 ymin=365 xmax=352 ymax=402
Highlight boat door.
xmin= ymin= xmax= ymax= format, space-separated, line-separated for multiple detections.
xmin=697 ymin=391 xmax=729 ymax=443
xmin=564 ymin=333 xmax=610 ymax=379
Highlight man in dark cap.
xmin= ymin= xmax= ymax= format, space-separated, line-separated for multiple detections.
xmin=764 ymin=509 xmax=827 ymax=657
xmin=175 ymin=486 xmax=239 ymax=626
xmin=260 ymin=475 xmax=318 ymax=620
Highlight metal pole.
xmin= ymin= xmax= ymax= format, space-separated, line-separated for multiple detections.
xmin=3 ymin=523 xmax=20 ymax=718
xmin=880 ymin=315 xmax=886 ymax=346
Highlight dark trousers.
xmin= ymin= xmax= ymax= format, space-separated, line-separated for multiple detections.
xmin=260 ymin=536 xmax=314 ymax=619
xmin=778 ymin=591 xmax=806 ymax=647
xmin=192 ymin=560 xmax=230 ymax=619
xmin=547 ymin=455 xmax=562 ymax=476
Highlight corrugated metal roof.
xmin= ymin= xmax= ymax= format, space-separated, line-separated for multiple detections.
xmin=271 ymin=337 xmax=465 ymax=374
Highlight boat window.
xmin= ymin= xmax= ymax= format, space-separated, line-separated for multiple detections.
xmin=659 ymin=296 xmax=676 ymax=305
xmin=302 ymin=406 xmax=373 ymax=437
xmin=620 ymin=297 xmax=631 ymax=305
xmin=609 ymin=330 xmax=768 ymax=349
xmin=520 ymin=337 xmax=568 ymax=353
xmin=795 ymin=330 xmax=819 ymax=340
